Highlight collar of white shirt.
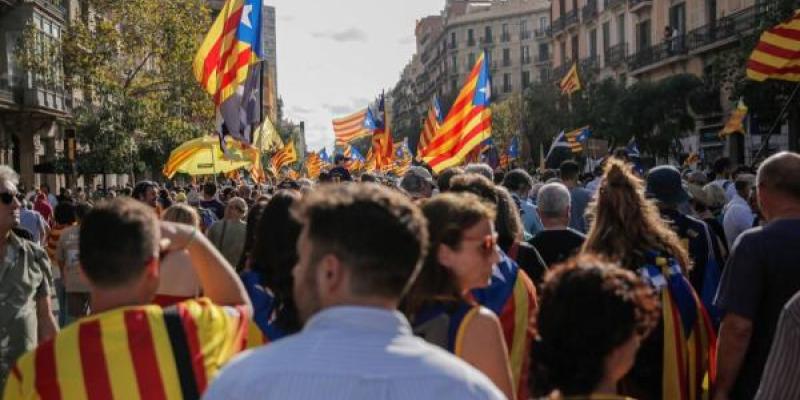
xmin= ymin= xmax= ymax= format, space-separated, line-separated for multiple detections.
xmin=303 ymin=305 xmax=413 ymax=336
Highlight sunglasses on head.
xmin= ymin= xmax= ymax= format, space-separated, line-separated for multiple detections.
xmin=0 ymin=192 xmax=17 ymax=205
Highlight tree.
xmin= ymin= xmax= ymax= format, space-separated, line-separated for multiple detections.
xmin=18 ymin=0 xmax=216 ymax=178
xmin=490 ymin=93 xmax=523 ymax=149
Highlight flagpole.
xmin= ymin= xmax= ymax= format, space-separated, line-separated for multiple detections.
xmin=753 ymin=81 xmax=800 ymax=163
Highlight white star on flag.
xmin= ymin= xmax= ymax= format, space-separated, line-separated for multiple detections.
xmin=241 ymin=4 xmax=253 ymax=28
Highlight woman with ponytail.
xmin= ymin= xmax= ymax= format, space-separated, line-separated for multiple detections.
xmin=581 ymin=158 xmax=716 ymax=400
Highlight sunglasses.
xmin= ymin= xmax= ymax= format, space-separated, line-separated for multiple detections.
xmin=462 ymin=234 xmax=499 ymax=257
xmin=0 ymin=192 xmax=17 ymax=205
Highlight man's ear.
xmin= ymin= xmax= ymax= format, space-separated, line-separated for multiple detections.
xmin=317 ymin=254 xmax=347 ymax=297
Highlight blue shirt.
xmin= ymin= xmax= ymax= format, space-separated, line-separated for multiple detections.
xmin=205 ymin=306 xmax=505 ymax=400
xmin=512 ymin=193 xmax=543 ymax=236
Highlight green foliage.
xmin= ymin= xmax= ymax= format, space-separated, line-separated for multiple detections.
xmin=523 ymin=73 xmax=704 ymax=158
xmin=490 ymin=93 xmax=523 ymax=150
xmin=19 ymin=0 xmax=216 ymax=176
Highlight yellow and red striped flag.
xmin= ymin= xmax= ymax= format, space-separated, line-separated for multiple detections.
xmin=393 ymin=139 xmax=413 ymax=176
xmin=416 ymin=95 xmax=443 ymax=159
xmin=720 ymin=99 xmax=748 ymax=138
xmin=270 ymin=141 xmax=297 ymax=172
xmin=366 ymin=94 xmax=394 ymax=171
xmin=422 ymin=52 xmax=492 ymax=173
xmin=333 ymin=109 xmax=370 ymax=146
xmin=193 ymin=0 xmax=262 ymax=106
xmin=560 ymin=63 xmax=582 ymax=95
xmin=305 ymin=152 xmax=323 ymax=179
xmin=747 ymin=11 xmax=800 ymax=82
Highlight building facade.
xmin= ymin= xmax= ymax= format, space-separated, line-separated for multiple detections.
xmin=396 ymin=0 xmax=552 ymax=124
xmin=550 ymin=0 xmax=790 ymax=164
xmin=0 ymin=0 xmax=78 ymax=189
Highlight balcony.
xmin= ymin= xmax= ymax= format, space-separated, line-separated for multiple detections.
xmin=564 ymin=10 xmax=579 ymax=28
xmin=23 ymin=84 xmax=68 ymax=114
xmin=582 ymin=1 xmax=598 ymax=20
xmin=34 ymin=0 xmax=67 ymax=21
xmin=552 ymin=17 xmax=564 ymax=34
xmin=628 ymin=0 xmax=652 ymax=12
xmin=604 ymin=42 xmax=628 ymax=67
xmin=0 ymin=80 xmax=13 ymax=109
xmin=553 ymin=60 xmax=573 ymax=79
xmin=686 ymin=3 xmax=768 ymax=52
xmin=502 ymin=58 xmax=512 ymax=67
xmin=534 ymin=28 xmax=548 ymax=38
xmin=627 ymin=35 xmax=687 ymax=72
xmin=534 ymin=54 xmax=551 ymax=65
xmin=480 ymin=36 xmax=494 ymax=45
xmin=448 ymin=41 xmax=457 ymax=50
xmin=580 ymin=56 xmax=600 ymax=71
xmin=521 ymin=55 xmax=532 ymax=65
xmin=501 ymin=33 xmax=511 ymax=42
xmin=606 ymin=0 xmax=625 ymax=8
xmin=521 ymin=30 xmax=532 ymax=40
xmin=468 ymin=37 xmax=476 ymax=47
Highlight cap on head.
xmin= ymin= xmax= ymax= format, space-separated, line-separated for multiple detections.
xmin=400 ymin=166 xmax=434 ymax=195
xmin=646 ymin=165 xmax=689 ymax=205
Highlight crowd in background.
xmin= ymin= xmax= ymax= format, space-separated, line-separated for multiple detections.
xmin=2 ymin=149 xmax=800 ymax=400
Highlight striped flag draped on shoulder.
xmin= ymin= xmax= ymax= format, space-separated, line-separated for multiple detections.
xmin=333 ymin=109 xmax=370 ymax=146
xmin=4 ymin=299 xmax=257 ymax=400
xmin=747 ymin=11 xmax=800 ymax=82
xmin=422 ymin=51 xmax=493 ymax=173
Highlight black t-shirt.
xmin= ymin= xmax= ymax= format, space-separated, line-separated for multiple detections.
xmin=715 ymin=218 xmax=800 ymax=399
xmin=199 ymin=198 xmax=226 ymax=220
xmin=527 ymin=229 xmax=586 ymax=268
xmin=508 ymin=241 xmax=548 ymax=288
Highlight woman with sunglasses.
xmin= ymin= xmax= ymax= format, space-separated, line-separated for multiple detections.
xmin=402 ymin=192 xmax=515 ymax=399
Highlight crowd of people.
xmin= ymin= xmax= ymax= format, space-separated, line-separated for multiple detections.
xmin=1 ymin=149 xmax=800 ymax=400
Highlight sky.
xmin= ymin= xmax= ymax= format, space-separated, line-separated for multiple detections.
xmin=267 ymin=0 xmax=445 ymax=152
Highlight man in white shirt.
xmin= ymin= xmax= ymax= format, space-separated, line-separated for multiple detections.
xmin=710 ymin=157 xmax=738 ymax=203
xmin=205 ymin=184 xmax=505 ymax=400
xmin=723 ymin=175 xmax=755 ymax=247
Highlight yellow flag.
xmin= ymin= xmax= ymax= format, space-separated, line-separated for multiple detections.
xmin=720 ymin=99 xmax=748 ymax=138
xmin=253 ymin=118 xmax=284 ymax=152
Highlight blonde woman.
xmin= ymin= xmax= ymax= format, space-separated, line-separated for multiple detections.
xmin=154 ymin=204 xmax=202 ymax=306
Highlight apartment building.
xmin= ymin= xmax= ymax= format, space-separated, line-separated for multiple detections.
xmin=0 ymin=0 xmax=73 ymax=188
xmin=398 ymin=0 xmax=552 ymax=122
xmin=550 ymin=0 xmax=788 ymax=163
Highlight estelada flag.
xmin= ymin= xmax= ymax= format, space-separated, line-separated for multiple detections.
xmin=719 ymin=99 xmax=748 ymax=138
xmin=560 ymin=63 xmax=582 ymax=95
xmin=747 ymin=11 xmax=800 ymax=82
xmin=422 ymin=51 xmax=492 ymax=173
xmin=270 ymin=141 xmax=297 ymax=172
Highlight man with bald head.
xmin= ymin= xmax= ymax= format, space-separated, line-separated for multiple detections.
xmin=715 ymin=152 xmax=800 ymax=400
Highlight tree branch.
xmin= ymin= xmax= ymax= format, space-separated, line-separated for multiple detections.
xmin=122 ymin=51 xmax=154 ymax=91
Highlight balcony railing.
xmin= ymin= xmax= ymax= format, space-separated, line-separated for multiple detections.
xmin=582 ymin=1 xmax=598 ymax=20
xmin=565 ymin=10 xmax=579 ymax=28
xmin=501 ymin=33 xmax=511 ymax=42
xmin=468 ymin=38 xmax=476 ymax=46
xmin=686 ymin=3 xmax=768 ymax=51
xmin=480 ymin=36 xmax=494 ymax=44
xmin=23 ymin=83 xmax=68 ymax=114
xmin=628 ymin=0 xmax=652 ymax=11
xmin=521 ymin=55 xmax=532 ymax=65
xmin=580 ymin=56 xmax=600 ymax=71
xmin=553 ymin=60 xmax=573 ymax=79
xmin=627 ymin=35 xmax=687 ymax=71
xmin=502 ymin=58 xmax=512 ymax=67
xmin=521 ymin=30 xmax=532 ymax=40
xmin=604 ymin=42 xmax=628 ymax=67
xmin=534 ymin=28 xmax=548 ymax=38
xmin=606 ymin=0 xmax=625 ymax=8
xmin=448 ymin=41 xmax=457 ymax=50
xmin=534 ymin=54 xmax=551 ymax=64
xmin=34 ymin=0 xmax=67 ymax=20
xmin=552 ymin=17 xmax=564 ymax=33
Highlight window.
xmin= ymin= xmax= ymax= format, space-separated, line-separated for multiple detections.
xmin=589 ymin=29 xmax=597 ymax=58
xmin=636 ymin=20 xmax=651 ymax=50
xmin=669 ymin=3 xmax=686 ymax=34
xmin=540 ymin=68 xmax=549 ymax=82
xmin=571 ymin=35 xmax=579 ymax=61
xmin=502 ymin=23 xmax=510 ymax=41
xmin=484 ymin=26 xmax=493 ymax=42
xmin=522 ymin=70 xmax=531 ymax=88
xmin=540 ymin=16 xmax=548 ymax=30
xmin=450 ymin=31 xmax=457 ymax=47
xmin=602 ymin=21 xmax=611 ymax=52
xmin=521 ymin=45 xmax=531 ymax=63
xmin=503 ymin=48 xmax=511 ymax=66
xmin=503 ymin=73 xmax=512 ymax=92
xmin=451 ymin=79 xmax=458 ymax=92
xmin=469 ymin=52 xmax=476 ymax=66
xmin=520 ymin=19 xmax=529 ymax=38
xmin=538 ymin=43 xmax=549 ymax=61
xmin=451 ymin=55 xmax=458 ymax=72
xmin=468 ymin=29 xmax=475 ymax=46
xmin=560 ymin=41 xmax=567 ymax=63
xmin=617 ymin=14 xmax=625 ymax=44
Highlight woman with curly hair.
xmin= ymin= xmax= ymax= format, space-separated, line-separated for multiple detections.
xmin=532 ymin=255 xmax=660 ymax=399
xmin=402 ymin=192 xmax=515 ymax=399
xmin=242 ymin=190 xmax=303 ymax=342
xmin=581 ymin=158 xmax=716 ymax=400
